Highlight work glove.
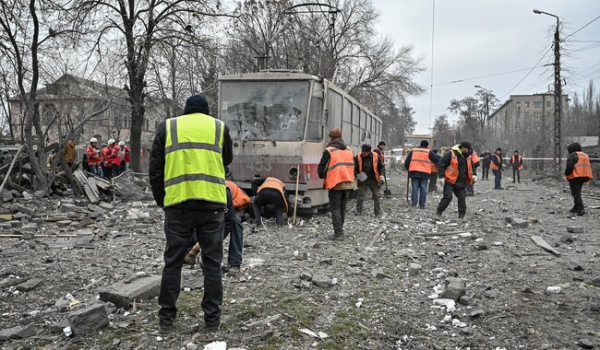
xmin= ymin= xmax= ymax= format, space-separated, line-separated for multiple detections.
xmin=472 ymin=175 xmax=478 ymax=184
xmin=379 ymin=178 xmax=385 ymax=186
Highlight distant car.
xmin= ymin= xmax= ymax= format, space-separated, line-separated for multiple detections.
xmin=391 ymin=147 xmax=404 ymax=165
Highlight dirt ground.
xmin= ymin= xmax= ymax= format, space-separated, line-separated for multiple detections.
xmin=1 ymin=168 xmax=599 ymax=350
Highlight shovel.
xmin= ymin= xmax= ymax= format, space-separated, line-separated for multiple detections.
xmin=383 ymin=173 xmax=392 ymax=197
xmin=405 ymin=173 xmax=411 ymax=206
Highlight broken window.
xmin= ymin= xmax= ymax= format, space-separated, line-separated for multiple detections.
xmin=219 ymin=81 xmax=309 ymax=141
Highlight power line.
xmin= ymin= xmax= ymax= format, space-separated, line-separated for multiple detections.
xmin=564 ymin=14 xmax=600 ymax=40
xmin=434 ymin=66 xmax=544 ymax=86
xmin=499 ymin=48 xmax=552 ymax=99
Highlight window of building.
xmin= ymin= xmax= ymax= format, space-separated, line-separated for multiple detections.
xmin=525 ymin=102 xmax=529 ymax=108
xmin=533 ymin=112 xmax=541 ymax=118
xmin=516 ymin=102 xmax=521 ymax=108
xmin=546 ymin=101 xmax=551 ymax=108
xmin=533 ymin=101 xmax=542 ymax=108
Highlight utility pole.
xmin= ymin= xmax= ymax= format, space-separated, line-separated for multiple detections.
xmin=534 ymin=9 xmax=562 ymax=171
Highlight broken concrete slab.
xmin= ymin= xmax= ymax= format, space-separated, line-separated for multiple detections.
xmin=511 ymin=218 xmax=530 ymax=228
xmin=441 ymin=277 xmax=466 ymax=302
xmin=67 ymin=303 xmax=109 ymax=335
xmin=531 ymin=236 xmax=561 ymax=256
xmin=15 ymin=278 xmax=43 ymax=292
xmin=0 ymin=323 xmax=36 ymax=340
xmin=312 ymin=274 xmax=333 ymax=288
xmin=99 ymin=274 xmax=162 ymax=309
xmin=408 ymin=263 xmax=421 ymax=276
xmin=47 ymin=235 xmax=94 ymax=249
xmin=568 ymin=261 xmax=584 ymax=271
xmin=567 ymin=226 xmax=584 ymax=234
xmin=10 ymin=204 xmax=35 ymax=216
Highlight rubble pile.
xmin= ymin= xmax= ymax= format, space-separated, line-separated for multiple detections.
xmin=0 ymin=174 xmax=599 ymax=349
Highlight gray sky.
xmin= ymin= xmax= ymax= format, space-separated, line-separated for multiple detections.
xmin=372 ymin=0 xmax=600 ymax=134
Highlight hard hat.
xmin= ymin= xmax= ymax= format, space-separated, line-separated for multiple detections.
xmin=90 ymin=137 xmax=98 ymax=143
xmin=118 ymin=141 xmax=125 ymax=147
xmin=108 ymin=139 xmax=116 ymax=145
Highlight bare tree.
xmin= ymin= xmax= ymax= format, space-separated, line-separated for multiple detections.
xmin=0 ymin=0 xmax=74 ymax=192
xmin=431 ymin=114 xmax=454 ymax=148
xmin=72 ymin=0 xmax=231 ymax=172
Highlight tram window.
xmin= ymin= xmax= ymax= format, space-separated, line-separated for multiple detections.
xmin=307 ymin=94 xmax=323 ymax=141
xmin=220 ymin=81 xmax=309 ymax=141
xmin=327 ymin=90 xmax=342 ymax=130
xmin=352 ymin=105 xmax=360 ymax=145
xmin=342 ymin=98 xmax=352 ymax=142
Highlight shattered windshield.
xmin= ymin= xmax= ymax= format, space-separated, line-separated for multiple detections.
xmin=219 ymin=81 xmax=309 ymax=141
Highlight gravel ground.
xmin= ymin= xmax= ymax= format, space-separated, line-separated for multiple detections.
xmin=1 ymin=170 xmax=599 ymax=350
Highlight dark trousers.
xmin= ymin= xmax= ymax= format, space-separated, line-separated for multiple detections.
xmin=493 ymin=170 xmax=502 ymax=189
xmin=112 ymin=164 xmax=121 ymax=178
xmin=437 ymin=182 xmax=467 ymax=215
xmin=482 ymin=164 xmax=490 ymax=180
xmin=159 ymin=208 xmax=224 ymax=328
xmin=253 ymin=188 xmax=285 ymax=225
xmin=428 ymin=173 xmax=438 ymax=193
xmin=356 ymin=179 xmax=381 ymax=216
xmin=411 ymin=177 xmax=428 ymax=208
xmin=512 ymin=168 xmax=520 ymax=183
xmin=103 ymin=165 xmax=112 ymax=179
xmin=329 ymin=189 xmax=351 ymax=236
xmin=569 ymin=178 xmax=586 ymax=211
xmin=224 ymin=210 xmax=244 ymax=266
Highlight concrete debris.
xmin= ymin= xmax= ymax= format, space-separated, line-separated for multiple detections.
xmin=408 ymin=263 xmax=422 ymax=276
xmin=99 ymin=274 xmax=162 ymax=309
xmin=67 ymin=303 xmax=109 ymax=335
xmin=15 ymin=278 xmax=43 ymax=292
xmin=441 ymin=277 xmax=467 ymax=301
xmin=312 ymin=274 xmax=334 ymax=288
xmin=567 ymin=226 xmax=584 ymax=233
xmin=531 ymin=236 xmax=561 ymax=256
xmin=568 ymin=261 xmax=584 ymax=271
xmin=577 ymin=339 xmax=595 ymax=349
xmin=0 ymin=323 xmax=36 ymax=340
xmin=511 ymin=218 xmax=530 ymax=228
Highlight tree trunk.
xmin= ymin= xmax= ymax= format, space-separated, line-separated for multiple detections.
xmin=128 ymin=86 xmax=145 ymax=173
xmin=23 ymin=102 xmax=49 ymax=192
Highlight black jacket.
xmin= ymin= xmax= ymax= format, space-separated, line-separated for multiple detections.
xmin=404 ymin=148 xmax=441 ymax=179
xmin=479 ymin=151 xmax=492 ymax=166
xmin=149 ymin=116 xmax=233 ymax=209
xmin=318 ymin=138 xmax=348 ymax=179
xmin=355 ymin=152 xmax=385 ymax=179
xmin=565 ymin=143 xmax=582 ymax=178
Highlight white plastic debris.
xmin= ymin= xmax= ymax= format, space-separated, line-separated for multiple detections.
xmin=546 ymin=286 xmax=562 ymax=293
xmin=355 ymin=298 xmax=364 ymax=308
xmin=156 ymin=336 xmax=163 ymax=342
xmin=63 ymin=326 xmax=72 ymax=337
xmin=441 ymin=315 xmax=452 ymax=323
xmin=203 ymin=341 xmax=227 ymax=350
xmin=433 ymin=298 xmax=456 ymax=312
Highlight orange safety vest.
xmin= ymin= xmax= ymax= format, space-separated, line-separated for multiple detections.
xmin=257 ymin=177 xmax=288 ymax=212
xmin=471 ymin=153 xmax=480 ymax=165
xmin=430 ymin=161 xmax=438 ymax=174
xmin=511 ymin=154 xmax=523 ymax=170
xmin=408 ymin=148 xmax=432 ymax=174
xmin=226 ymin=180 xmax=251 ymax=210
xmin=566 ymin=151 xmax=593 ymax=182
xmin=324 ymin=147 xmax=355 ymax=190
xmin=445 ymin=152 xmax=473 ymax=185
xmin=491 ymin=154 xmax=502 ymax=171
xmin=357 ymin=152 xmax=381 ymax=182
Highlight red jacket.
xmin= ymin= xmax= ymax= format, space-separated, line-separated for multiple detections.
xmin=124 ymin=146 xmax=131 ymax=163
xmin=111 ymin=145 xmax=122 ymax=166
xmin=101 ymin=147 xmax=112 ymax=167
xmin=85 ymin=146 xmax=101 ymax=165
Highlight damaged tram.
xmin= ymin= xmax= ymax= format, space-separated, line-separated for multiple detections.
xmin=218 ymin=70 xmax=382 ymax=212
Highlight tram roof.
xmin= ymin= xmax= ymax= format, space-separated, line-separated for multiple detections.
xmin=219 ymin=70 xmax=322 ymax=82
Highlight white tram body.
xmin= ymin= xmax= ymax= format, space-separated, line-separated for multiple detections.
xmin=218 ymin=70 xmax=382 ymax=212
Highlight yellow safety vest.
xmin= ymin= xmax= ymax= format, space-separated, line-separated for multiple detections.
xmin=163 ymin=113 xmax=226 ymax=207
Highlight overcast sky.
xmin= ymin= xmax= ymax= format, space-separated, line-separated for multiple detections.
xmin=371 ymin=0 xmax=600 ymax=134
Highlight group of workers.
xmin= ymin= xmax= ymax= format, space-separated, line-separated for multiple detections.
xmin=147 ymin=93 xmax=594 ymax=336
xmin=84 ymin=138 xmax=130 ymax=178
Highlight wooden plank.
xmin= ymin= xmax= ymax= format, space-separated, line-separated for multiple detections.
xmin=73 ymin=170 xmax=99 ymax=204
xmin=531 ymin=235 xmax=561 ymax=256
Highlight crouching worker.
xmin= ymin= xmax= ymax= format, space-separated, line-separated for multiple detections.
xmin=253 ymin=177 xmax=289 ymax=226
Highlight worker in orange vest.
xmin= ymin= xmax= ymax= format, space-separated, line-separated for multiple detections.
xmin=404 ymin=140 xmax=441 ymax=208
xmin=253 ymin=177 xmax=289 ymax=226
xmin=428 ymin=149 xmax=440 ymax=193
xmin=510 ymin=150 xmax=523 ymax=184
xmin=565 ymin=143 xmax=593 ymax=216
xmin=435 ymin=142 xmax=474 ymax=220
xmin=491 ymin=148 xmax=505 ymax=189
xmin=355 ymin=144 xmax=384 ymax=216
xmin=466 ymin=149 xmax=480 ymax=196
xmin=318 ymin=128 xmax=355 ymax=240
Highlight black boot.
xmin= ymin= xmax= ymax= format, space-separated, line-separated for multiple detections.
xmin=577 ymin=209 xmax=586 ymax=216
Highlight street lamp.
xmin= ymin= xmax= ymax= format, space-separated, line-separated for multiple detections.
xmin=533 ymin=9 xmax=562 ymax=171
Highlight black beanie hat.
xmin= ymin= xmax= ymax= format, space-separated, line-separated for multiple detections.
xmin=361 ymin=144 xmax=372 ymax=152
xmin=420 ymin=140 xmax=429 ymax=147
xmin=184 ymin=95 xmax=210 ymax=115
xmin=496 ymin=147 xmax=502 ymax=152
